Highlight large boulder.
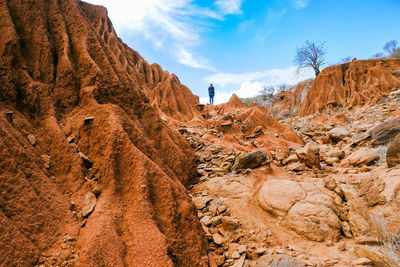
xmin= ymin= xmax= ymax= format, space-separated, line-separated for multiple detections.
xmin=286 ymin=200 xmax=341 ymax=242
xmin=234 ymin=150 xmax=269 ymax=170
xmin=258 ymin=180 xmax=341 ymax=242
xmin=342 ymin=149 xmax=379 ymax=167
xmin=285 ymin=183 xmax=341 ymax=242
xmin=387 ymin=133 xmax=400 ymax=168
xmin=258 ymin=180 xmax=306 ymax=216
xmin=371 ymin=116 xmax=400 ymax=145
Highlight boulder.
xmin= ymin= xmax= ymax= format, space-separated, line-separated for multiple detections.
xmin=327 ymin=149 xmax=345 ymax=159
xmin=193 ymin=196 xmax=213 ymax=210
xmin=26 ymin=134 xmax=37 ymax=146
xmin=212 ymin=234 xmax=224 ymax=245
xmin=296 ymin=144 xmax=321 ymax=169
xmin=81 ymin=192 xmax=97 ymax=217
xmin=287 ymin=162 xmax=306 ymax=172
xmin=234 ymin=150 xmax=269 ymax=170
xmin=387 ymin=133 xmax=400 ymax=168
xmin=221 ymin=216 xmax=239 ymax=231
xmin=231 ymin=251 xmax=241 ymax=259
xmin=283 ymin=154 xmax=298 ymax=165
xmin=328 ymin=127 xmax=351 ymax=142
xmin=259 ymin=180 xmax=341 ymax=242
xmin=286 ymin=200 xmax=341 ymax=242
xmin=371 ymin=116 xmax=400 ymax=145
xmin=258 ymin=180 xmax=306 ymax=216
xmin=345 ymin=149 xmax=379 ymax=167
xmin=326 ymin=157 xmax=340 ymax=166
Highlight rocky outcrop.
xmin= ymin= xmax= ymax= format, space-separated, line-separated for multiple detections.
xmin=299 ymin=59 xmax=400 ymax=115
xmin=371 ymin=116 xmax=400 ymax=145
xmin=0 ymin=1 xmax=207 ymax=266
xmin=270 ymin=79 xmax=313 ymax=118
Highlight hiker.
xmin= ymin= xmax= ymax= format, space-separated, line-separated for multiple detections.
xmin=208 ymin=84 xmax=215 ymax=105
xmin=352 ymin=57 xmax=357 ymax=61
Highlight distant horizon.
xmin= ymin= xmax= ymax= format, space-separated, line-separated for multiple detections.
xmin=86 ymin=0 xmax=400 ymax=104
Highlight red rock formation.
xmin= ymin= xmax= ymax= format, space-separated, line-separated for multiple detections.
xmin=216 ymin=93 xmax=247 ymax=115
xmin=0 ymin=0 xmax=207 ymax=266
xmin=270 ymin=79 xmax=313 ymax=118
xmin=299 ymin=59 xmax=400 ymax=115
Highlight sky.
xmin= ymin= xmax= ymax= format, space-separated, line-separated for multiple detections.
xmin=85 ymin=0 xmax=400 ymax=104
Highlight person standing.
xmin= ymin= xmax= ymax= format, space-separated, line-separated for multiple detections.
xmin=208 ymin=84 xmax=215 ymax=105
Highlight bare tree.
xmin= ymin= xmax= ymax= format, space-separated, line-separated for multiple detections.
xmin=371 ymin=52 xmax=385 ymax=59
xmin=383 ymin=40 xmax=398 ymax=55
xmin=259 ymin=86 xmax=274 ymax=101
xmin=294 ymin=40 xmax=327 ymax=77
xmin=391 ymin=48 xmax=400 ymax=58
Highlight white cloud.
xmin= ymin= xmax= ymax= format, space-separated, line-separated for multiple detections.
xmin=205 ymin=66 xmax=314 ymax=87
xmin=199 ymin=81 xmax=264 ymax=104
xmin=266 ymin=8 xmax=287 ymax=24
xmin=177 ymin=48 xmax=216 ymax=71
xmin=215 ymin=0 xmax=244 ymax=15
xmin=201 ymin=66 xmax=314 ymax=104
xmin=292 ymin=0 xmax=310 ymax=9
xmin=85 ymin=0 xmax=241 ymax=70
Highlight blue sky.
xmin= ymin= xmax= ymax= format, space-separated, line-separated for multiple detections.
xmin=85 ymin=0 xmax=400 ymax=104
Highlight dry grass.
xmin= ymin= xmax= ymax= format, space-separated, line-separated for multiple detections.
xmin=369 ymin=212 xmax=400 ymax=265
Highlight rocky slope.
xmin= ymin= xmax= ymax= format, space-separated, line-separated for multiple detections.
xmin=184 ymin=88 xmax=400 ymax=267
xmin=0 ymin=0 xmax=206 ymax=266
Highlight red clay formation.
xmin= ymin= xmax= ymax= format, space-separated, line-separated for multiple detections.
xmin=299 ymin=59 xmax=400 ymax=115
xmin=0 ymin=0 xmax=207 ymax=266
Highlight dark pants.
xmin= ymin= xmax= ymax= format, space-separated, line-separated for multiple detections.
xmin=209 ymin=95 xmax=214 ymax=105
